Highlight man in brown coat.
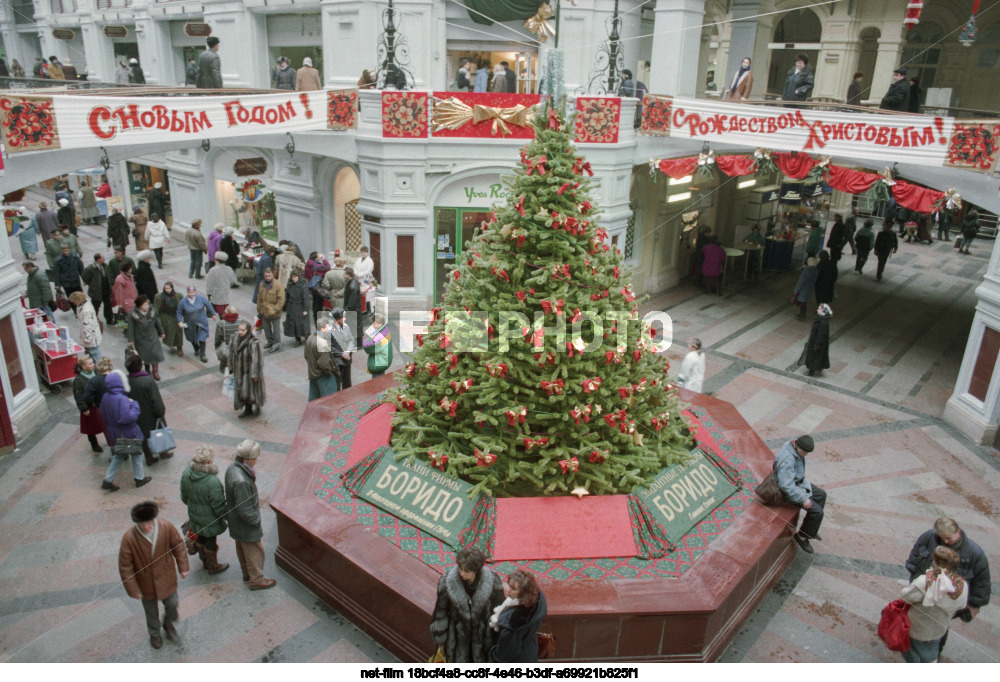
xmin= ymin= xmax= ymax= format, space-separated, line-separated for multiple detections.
xmin=186 ymin=219 xmax=208 ymax=279
xmin=296 ymin=57 xmax=321 ymax=91
xmin=118 ymin=501 xmax=189 ymax=649
xmin=256 ymin=267 xmax=285 ymax=353
xmin=128 ymin=207 xmax=149 ymax=251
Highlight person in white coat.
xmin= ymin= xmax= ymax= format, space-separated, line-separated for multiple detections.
xmin=677 ymin=337 xmax=706 ymax=392
xmin=68 ymin=291 xmax=103 ymax=361
xmin=354 ymin=246 xmax=376 ymax=313
xmin=145 ymin=213 xmax=171 ymax=269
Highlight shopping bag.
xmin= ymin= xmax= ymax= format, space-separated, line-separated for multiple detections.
xmin=181 ymin=520 xmax=200 ymax=555
xmin=147 ymin=418 xmax=175 ymax=455
xmin=55 ymin=291 xmax=71 ymax=312
xmin=877 ymin=599 xmax=911 ymax=652
xmin=222 ymin=369 xmax=235 ymax=401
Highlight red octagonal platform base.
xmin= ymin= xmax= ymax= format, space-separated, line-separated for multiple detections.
xmin=271 ymin=376 xmax=799 ymax=662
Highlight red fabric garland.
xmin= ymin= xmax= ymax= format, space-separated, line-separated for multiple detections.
xmin=715 ymin=154 xmax=757 ymax=177
xmin=827 ymin=165 xmax=880 ymax=194
xmin=657 ymin=157 xmax=697 ymax=179
xmin=891 ymin=180 xmax=943 ymax=214
xmin=773 ymin=152 xmax=818 ymax=179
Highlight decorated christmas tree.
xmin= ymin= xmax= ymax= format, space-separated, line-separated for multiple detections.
xmin=391 ymin=100 xmax=692 ymax=498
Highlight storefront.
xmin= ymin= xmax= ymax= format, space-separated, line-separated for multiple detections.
xmin=211 ymin=150 xmax=275 ymax=239
xmin=431 ymin=173 xmax=511 ymax=303
xmin=126 ymin=161 xmax=170 ymax=220
xmin=445 ymin=46 xmax=538 ymax=93
xmin=169 ymin=20 xmax=207 ymax=85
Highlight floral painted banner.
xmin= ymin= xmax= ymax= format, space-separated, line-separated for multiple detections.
xmin=382 ymin=91 xmax=429 ymax=138
xmin=574 ymin=97 xmax=620 ymax=144
xmin=641 ymin=95 xmax=1000 ymax=174
xmin=0 ymin=89 xmax=358 ymax=153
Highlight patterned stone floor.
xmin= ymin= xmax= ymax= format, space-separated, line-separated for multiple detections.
xmin=1 ymin=194 xmax=997 ymax=663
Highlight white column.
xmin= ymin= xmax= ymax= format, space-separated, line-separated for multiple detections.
xmin=134 ymin=13 xmax=171 ymax=85
xmin=163 ymin=148 xmax=218 ymax=234
xmin=649 ymin=0 xmax=705 ymax=97
xmin=80 ymin=18 xmax=115 ymax=83
xmin=945 ymin=241 xmax=1000 ymax=445
xmin=202 ymin=3 xmax=268 ymax=88
xmin=867 ymin=29 xmax=904 ymax=106
xmin=271 ymin=155 xmax=324 ymax=251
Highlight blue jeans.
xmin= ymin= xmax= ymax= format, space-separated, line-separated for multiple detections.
xmin=104 ymin=449 xmax=145 ymax=483
xmin=85 ymin=346 xmax=102 ymax=362
xmin=902 ymin=637 xmax=940 ymax=663
xmin=189 ymin=250 xmax=203 ymax=277
xmin=308 ymin=374 xmax=338 ymax=401
xmin=961 ymin=236 xmax=974 ymax=251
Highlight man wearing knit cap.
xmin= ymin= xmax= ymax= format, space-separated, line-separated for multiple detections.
xmin=774 ymin=434 xmax=827 ymax=553
xmin=118 ymin=501 xmax=189 ymax=649
xmin=224 ymin=439 xmax=277 ymax=590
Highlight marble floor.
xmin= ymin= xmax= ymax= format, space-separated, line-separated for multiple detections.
xmin=0 ymin=193 xmax=996 ymax=663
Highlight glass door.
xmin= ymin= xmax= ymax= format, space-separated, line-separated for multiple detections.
xmin=434 ymin=208 xmax=492 ymax=304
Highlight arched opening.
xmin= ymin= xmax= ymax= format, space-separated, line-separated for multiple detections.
xmin=333 ymin=166 xmax=361 ymax=252
xmin=855 ymin=27 xmax=881 ymax=104
xmin=902 ymin=20 xmax=945 ymax=105
xmin=767 ymin=9 xmax=822 ymax=95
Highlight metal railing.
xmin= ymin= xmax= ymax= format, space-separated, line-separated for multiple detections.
xmin=0 ymin=76 xmax=127 ymax=91
xmin=758 ymin=93 xmax=1000 ymax=118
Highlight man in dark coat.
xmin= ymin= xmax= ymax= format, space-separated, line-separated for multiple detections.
xmin=430 ymin=548 xmax=505 ymax=663
xmin=125 ymin=354 xmax=168 ymax=465
xmin=905 ymin=516 xmax=991 ymax=654
xmin=53 ymin=245 xmax=84 ymax=309
xmin=342 ymin=266 xmax=363 ymax=346
xmin=329 ymin=307 xmax=355 ymax=389
xmin=107 ymin=247 xmax=135 ymax=286
xmin=844 ymin=207 xmax=858 ymax=254
xmin=814 ymin=251 xmax=837 ymax=304
xmin=35 ymin=201 xmax=60 ymax=242
xmin=185 ymin=57 xmax=198 ymax=86
xmin=501 ymin=61 xmax=516 ymax=93
xmin=782 ymin=53 xmax=814 ymax=102
xmin=23 ymin=262 xmax=55 ymax=319
xmin=826 ymin=214 xmax=848 ymax=263
xmin=854 ymin=218 xmax=876 ymax=275
xmin=907 ymin=77 xmax=921 ymax=113
xmin=224 ymin=439 xmax=276 ymax=590
xmin=118 ymin=501 xmax=189 ymax=649
xmin=874 ymin=220 xmax=899 ymax=281
xmin=879 ymin=66 xmax=910 ymax=111
xmin=799 ymin=304 xmax=831 ymax=377
xmin=107 ymin=208 xmax=130 ymax=251
xmin=146 ymin=183 xmax=167 ymax=220
xmin=57 ymin=198 xmax=75 ymax=236
xmin=129 ymin=58 xmax=145 ymax=84
xmin=196 ymin=36 xmax=222 ymax=89
xmin=83 ymin=252 xmax=113 ymax=326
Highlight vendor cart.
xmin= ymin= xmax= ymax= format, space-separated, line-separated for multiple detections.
xmin=26 ymin=317 xmax=81 ymax=393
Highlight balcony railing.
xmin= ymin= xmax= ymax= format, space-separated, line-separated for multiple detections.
xmin=96 ymin=0 xmax=133 ymax=9
xmin=49 ymin=0 xmax=80 ymax=13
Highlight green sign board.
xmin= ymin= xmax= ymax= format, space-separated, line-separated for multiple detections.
xmin=355 ymin=452 xmax=478 ymax=548
xmin=634 ymin=449 xmax=737 ymax=540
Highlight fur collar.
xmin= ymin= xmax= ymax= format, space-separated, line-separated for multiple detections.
xmin=191 ymin=461 xmax=219 ymax=475
xmin=443 ymin=565 xmax=495 ymax=621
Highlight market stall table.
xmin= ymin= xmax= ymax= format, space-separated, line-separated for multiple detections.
xmin=33 ymin=341 xmax=82 ymax=393
xmin=722 ymin=247 xmax=744 ymax=291
xmin=742 ymin=243 xmax=764 ymax=280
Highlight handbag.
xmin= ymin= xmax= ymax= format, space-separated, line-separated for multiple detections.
xmin=428 ymin=646 xmax=447 ymax=663
xmin=308 ymin=273 xmax=323 ymax=289
xmin=222 ymin=369 xmax=235 ymax=401
xmin=111 ymin=437 xmax=144 ymax=457
xmin=877 ymin=599 xmax=911 ymax=652
xmin=55 ymin=291 xmax=71 ymax=312
xmin=754 ymin=471 xmax=785 ymax=506
xmin=180 ymin=520 xmax=200 ymax=555
xmin=147 ymin=418 xmax=175 ymax=455
xmin=537 ymin=631 xmax=557 ymax=659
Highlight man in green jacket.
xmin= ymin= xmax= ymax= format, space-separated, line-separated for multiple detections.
xmin=23 ymin=262 xmax=55 ymax=319
xmin=224 ymin=440 xmax=276 ymax=590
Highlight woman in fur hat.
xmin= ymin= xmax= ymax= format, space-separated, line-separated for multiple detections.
xmin=179 ymin=446 xmax=230 ymax=575
xmin=430 ymin=547 xmax=505 ymax=662
xmin=228 ymin=319 xmax=265 ymax=418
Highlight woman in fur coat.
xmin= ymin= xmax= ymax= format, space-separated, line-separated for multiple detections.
xmin=228 ymin=320 xmax=266 ymax=418
xmin=430 ymin=547 xmax=505 ymax=663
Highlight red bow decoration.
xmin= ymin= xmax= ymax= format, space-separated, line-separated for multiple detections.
xmin=589 ymin=450 xmax=606 ymax=464
xmin=547 ymin=108 xmax=561 ymax=130
xmin=552 ymin=264 xmax=571 ymax=279
xmin=557 ymin=182 xmax=577 ymax=196
xmin=620 ymin=285 xmax=636 ymax=303
xmin=563 ymin=215 xmax=580 ymax=235
xmin=424 ymin=362 xmax=439 ymax=376
xmin=590 ymin=289 xmax=609 ymax=301
xmin=450 ymin=378 xmax=474 ymax=394
xmin=439 ymin=334 xmax=451 ymax=349
xmin=523 ymin=436 xmax=549 ymax=451
xmin=506 ymin=406 xmax=527 ymax=426
xmin=513 ymin=231 xmax=525 ymax=248
xmin=606 ymin=350 xmax=623 ymax=366
xmin=428 ymin=451 xmax=448 ymax=471
xmin=618 ymin=386 xmax=631 ymax=400
xmin=447 ymin=353 xmax=458 ymax=371
xmin=582 ymin=377 xmax=602 ymax=393
xmin=439 ymin=397 xmax=458 ymax=417
xmin=516 ymin=290 xmax=527 ymax=302
xmin=651 ymin=412 xmax=670 ymax=432
xmin=633 ymin=349 xmax=642 ymax=362
xmin=396 ymin=394 xmax=416 ymax=411
xmin=570 ymin=405 xmax=592 ymax=424
xmin=619 ymin=419 xmax=635 ymax=435
xmin=595 ymin=228 xmax=609 ymax=241
xmin=540 ymin=299 xmax=564 ymax=316
xmin=579 ymin=200 xmax=593 ymax=214
xmin=540 ymin=378 xmax=564 ymax=396
xmin=475 ymin=449 xmax=497 ymax=467
xmin=526 ymin=155 xmax=548 ymax=176
xmin=558 ymin=456 xmax=579 ymax=474
xmin=453 ymin=270 xmax=461 ymax=281
xmin=612 ymin=266 xmax=620 ymax=279
xmin=568 ymin=308 xmax=582 ymax=324
xmin=573 ymin=158 xmax=594 ymax=176
xmin=415 ymin=334 xmax=424 ymax=347
xmin=603 ymin=413 xmax=618 ymax=428
xmin=486 ymin=362 xmax=508 ymax=378
xmin=550 ymin=210 xmax=563 ymax=231
xmin=405 ymin=363 xmax=417 ymax=378
xmin=491 ymin=267 xmax=510 ymax=283
xmin=515 ymin=195 xmax=526 ymax=217
xmin=487 ymin=323 xmax=495 ymax=341
xmin=430 ymin=307 xmax=442 ymax=323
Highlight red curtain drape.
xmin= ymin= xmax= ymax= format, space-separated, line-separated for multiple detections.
xmin=773 ymin=152 xmax=817 ymax=179
xmin=657 ymin=157 xmax=697 ymax=179
xmin=892 ymin=180 xmax=944 ymax=214
xmin=827 ymin=165 xmax=880 ymax=193
xmin=715 ymin=154 xmax=757 ymax=177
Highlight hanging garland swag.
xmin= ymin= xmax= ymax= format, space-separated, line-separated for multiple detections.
xmin=650 ymin=150 xmax=950 ymax=215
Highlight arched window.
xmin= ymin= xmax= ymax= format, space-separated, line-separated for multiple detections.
xmin=901 ymin=21 xmax=943 ymax=90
